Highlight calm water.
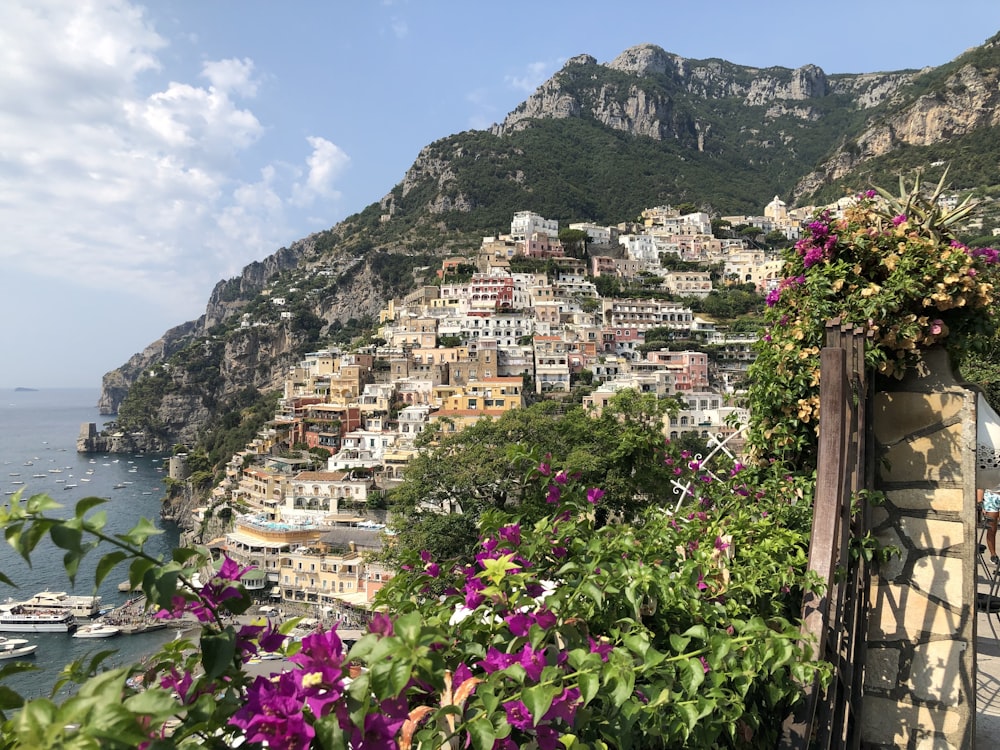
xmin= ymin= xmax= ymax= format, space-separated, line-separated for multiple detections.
xmin=0 ymin=388 xmax=181 ymax=701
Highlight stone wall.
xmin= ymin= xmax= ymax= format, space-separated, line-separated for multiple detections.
xmin=863 ymin=349 xmax=977 ymax=748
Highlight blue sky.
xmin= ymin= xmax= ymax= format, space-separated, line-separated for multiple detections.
xmin=2 ymin=0 xmax=1000 ymax=390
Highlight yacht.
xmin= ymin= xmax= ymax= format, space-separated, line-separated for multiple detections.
xmin=19 ymin=591 xmax=103 ymax=618
xmin=0 ymin=603 xmax=76 ymax=633
xmin=72 ymin=623 xmax=121 ymax=639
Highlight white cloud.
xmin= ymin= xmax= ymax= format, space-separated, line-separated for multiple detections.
xmin=505 ymin=61 xmax=554 ymax=93
xmin=0 ymin=0 xmax=349 ymax=321
xmin=202 ymin=57 xmax=259 ymax=97
xmin=293 ymin=136 xmax=350 ymax=205
xmin=390 ymin=17 xmax=409 ymax=39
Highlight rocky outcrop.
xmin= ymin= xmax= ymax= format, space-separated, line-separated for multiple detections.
xmin=795 ymin=62 xmax=1000 ymax=198
xmin=98 ymin=320 xmax=200 ymax=415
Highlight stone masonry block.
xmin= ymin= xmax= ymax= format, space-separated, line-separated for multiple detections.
xmin=874 ymin=525 xmax=906 ymax=581
xmin=911 ymin=554 xmax=964 ymax=603
xmin=868 ymin=582 xmax=962 ymax=640
xmin=865 ymin=647 xmax=901 ymax=691
xmin=907 ymin=639 xmax=967 ymax=705
xmin=873 ymin=392 xmax=965 ymax=445
xmin=898 ymin=518 xmax=964 ymax=553
xmin=886 ymin=487 xmax=964 ymax=513
xmin=914 ymin=738 xmax=958 ymax=750
xmin=861 ymin=695 xmax=961 ymax=746
xmin=878 ymin=422 xmax=965 ymax=483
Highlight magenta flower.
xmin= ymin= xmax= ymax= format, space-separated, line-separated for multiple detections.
xmin=504 ymin=699 xmax=534 ymax=731
xmin=505 ymin=611 xmax=533 ymax=637
xmin=544 ymin=686 xmax=581 ymax=724
xmin=368 ymin=611 xmax=394 ymax=637
xmin=498 ymin=523 xmax=522 ymax=547
xmin=892 ymin=214 xmax=907 ymax=226
xmin=517 ymin=643 xmax=547 ymax=681
xmin=479 ymin=647 xmax=516 ymax=674
xmin=553 ymin=471 xmax=569 ymax=485
xmin=546 ymin=484 xmax=562 ymax=504
xmin=586 ymin=487 xmax=605 ymax=504
xmin=589 ymin=637 xmax=613 ymax=662
xmin=230 ymin=672 xmax=314 ymax=750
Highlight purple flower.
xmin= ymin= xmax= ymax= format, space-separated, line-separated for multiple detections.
xmin=517 ymin=643 xmax=547 ymax=681
xmin=544 ymin=687 xmax=581 ymax=724
xmin=546 ymin=485 xmax=562 ymax=504
xmin=699 ymin=656 xmax=711 ymax=673
xmin=368 ymin=611 xmax=394 ymax=637
xmin=503 ymin=699 xmax=534 ymax=731
xmin=498 ymin=523 xmax=521 ymax=547
xmin=505 ymin=612 xmax=533 ymax=637
xmin=230 ymin=672 xmax=314 ymax=750
xmin=765 ymin=288 xmax=781 ymax=307
xmin=553 ymin=471 xmax=569 ymax=486
xmin=892 ymin=214 xmax=907 ymax=226
xmin=586 ymin=487 xmax=604 ymax=505
xmin=589 ymin=637 xmax=613 ymax=662
xmin=479 ymin=647 xmax=516 ymax=674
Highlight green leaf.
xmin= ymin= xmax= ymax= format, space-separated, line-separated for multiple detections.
xmin=580 ymin=579 xmax=604 ymax=607
xmin=25 ymin=493 xmax=61 ymax=514
xmin=578 ymin=671 xmax=600 ymax=705
xmin=522 ymin=683 xmax=558 ymax=725
xmin=74 ymin=496 xmax=107 ymax=518
xmin=393 ymin=611 xmax=421 ymax=645
xmin=201 ymin=630 xmax=237 ymax=681
xmin=123 ymin=687 xmax=179 ymax=716
xmin=467 ymin=717 xmax=497 ymax=750
xmin=118 ymin=517 xmax=163 ymax=548
xmin=50 ymin=522 xmax=83 ymax=553
xmin=95 ymin=550 xmax=130 ymax=589
xmin=680 ymin=657 xmax=706 ymax=695
xmin=128 ymin=557 xmax=157 ymax=591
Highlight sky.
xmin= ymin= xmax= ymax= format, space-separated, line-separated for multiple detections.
xmin=2 ymin=1 xmax=1000 ymax=390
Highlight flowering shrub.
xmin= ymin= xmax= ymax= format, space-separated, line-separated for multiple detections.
xmin=0 ymin=445 xmax=828 ymax=749
xmin=746 ymin=175 xmax=1000 ymax=467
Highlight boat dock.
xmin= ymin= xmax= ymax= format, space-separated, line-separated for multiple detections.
xmin=100 ymin=595 xmax=172 ymax=635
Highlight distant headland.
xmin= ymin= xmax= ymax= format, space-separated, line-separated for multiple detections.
xmin=13 ymin=387 xmax=38 ymax=392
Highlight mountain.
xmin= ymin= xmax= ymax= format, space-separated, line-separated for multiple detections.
xmin=97 ymin=36 xmax=1000 ymax=453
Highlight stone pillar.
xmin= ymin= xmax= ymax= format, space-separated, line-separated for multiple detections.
xmin=863 ymin=348 xmax=977 ymax=748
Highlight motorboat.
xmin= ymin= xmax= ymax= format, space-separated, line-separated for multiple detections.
xmin=0 ymin=636 xmax=37 ymax=660
xmin=72 ymin=623 xmax=121 ymax=639
xmin=0 ymin=604 xmax=76 ymax=633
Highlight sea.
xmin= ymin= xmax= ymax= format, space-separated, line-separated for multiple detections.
xmin=0 ymin=388 xmax=181 ymax=702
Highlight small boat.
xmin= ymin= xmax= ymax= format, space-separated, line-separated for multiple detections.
xmin=63 ymin=484 xmax=77 ymax=490
xmin=48 ymin=469 xmax=62 ymax=474
xmin=113 ymin=484 xmax=125 ymax=490
xmin=32 ymin=474 xmax=46 ymax=478
xmin=72 ymin=623 xmax=121 ymax=639
xmin=0 ymin=636 xmax=37 ymax=660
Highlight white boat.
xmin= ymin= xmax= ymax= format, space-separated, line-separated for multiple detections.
xmin=0 ymin=636 xmax=37 ymax=660
xmin=0 ymin=604 xmax=76 ymax=633
xmin=20 ymin=591 xmax=103 ymax=618
xmin=72 ymin=623 xmax=121 ymax=639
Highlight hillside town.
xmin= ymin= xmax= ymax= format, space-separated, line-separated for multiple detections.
xmin=173 ymin=193 xmax=880 ymax=622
